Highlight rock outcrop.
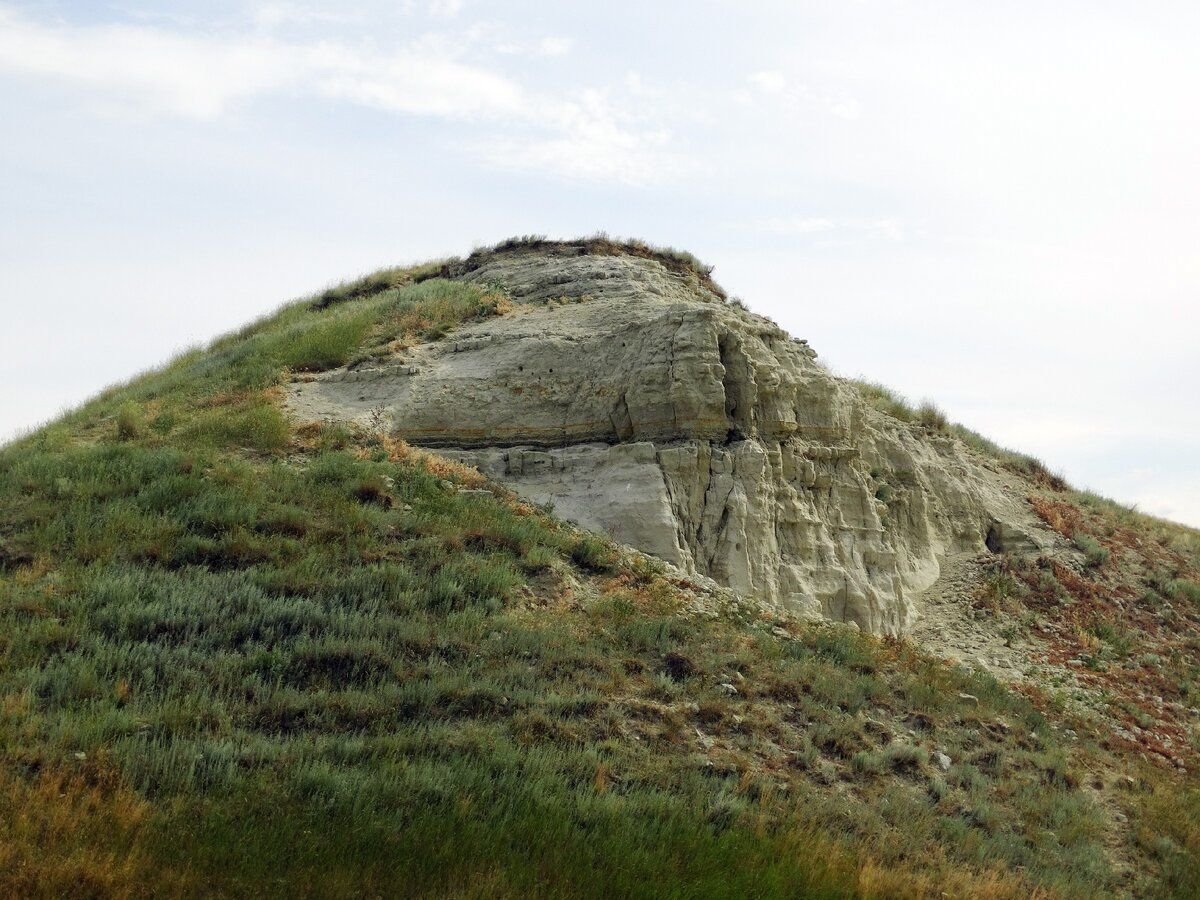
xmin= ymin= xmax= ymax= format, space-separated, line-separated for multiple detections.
xmin=287 ymin=244 xmax=1053 ymax=634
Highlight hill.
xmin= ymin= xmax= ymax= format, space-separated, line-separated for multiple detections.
xmin=1 ymin=237 xmax=1198 ymax=898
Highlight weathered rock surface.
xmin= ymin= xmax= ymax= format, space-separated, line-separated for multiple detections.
xmin=286 ymin=246 xmax=1056 ymax=635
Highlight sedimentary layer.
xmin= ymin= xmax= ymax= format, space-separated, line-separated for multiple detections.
xmin=286 ymin=247 xmax=1052 ymax=634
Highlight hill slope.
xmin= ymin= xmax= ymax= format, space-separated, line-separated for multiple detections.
xmin=1 ymin=237 xmax=1198 ymax=898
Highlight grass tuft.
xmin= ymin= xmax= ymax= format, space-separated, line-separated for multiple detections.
xmin=916 ymin=401 xmax=948 ymax=431
xmin=1073 ymin=532 xmax=1111 ymax=568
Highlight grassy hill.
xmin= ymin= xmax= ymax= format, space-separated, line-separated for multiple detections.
xmin=2 ymin=248 xmax=1199 ymax=898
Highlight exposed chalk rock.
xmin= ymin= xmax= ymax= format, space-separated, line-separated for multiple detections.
xmin=286 ymin=247 xmax=1054 ymax=635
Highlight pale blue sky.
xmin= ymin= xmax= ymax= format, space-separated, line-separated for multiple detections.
xmin=2 ymin=1 xmax=1198 ymax=526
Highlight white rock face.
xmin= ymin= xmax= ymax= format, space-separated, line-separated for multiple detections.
xmin=286 ymin=248 xmax=1052 ymax=635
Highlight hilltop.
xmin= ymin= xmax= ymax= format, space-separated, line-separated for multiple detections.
xmin=1 ymin=237 xmax=1199 ymax=898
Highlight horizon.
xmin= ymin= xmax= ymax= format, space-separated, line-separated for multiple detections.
xmin=2 ymin=1 xmax=1198 ymax=527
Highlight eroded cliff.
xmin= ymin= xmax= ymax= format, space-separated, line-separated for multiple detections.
xmin=287 ymin=243 xmax=1054 ymax=634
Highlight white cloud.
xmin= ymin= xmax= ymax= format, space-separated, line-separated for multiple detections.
xmin=477 ymin=89 xmax=697 ymax=185
xmin=311 ymin=44 xmax=525 ymax=119
xmin=758 ymin=216 xmax=835 ymax=235
xmin=748 ymin=70 xmax=786 ymax=94
xmin=0 ymin=9 xmax=295 ymax=118
xmin=755 ymin=216 xmax=904 ymax=242
xmin=537 ymin=36 xmax=573 ymax=57
xmin=489 ymin=33 xmax=572 ymax=58
xmin=428 ymin=0 xmax=464 ymax=17
xmin=0 ymin=6 xmax=673 ymax=183
xmin=0 ymin=8 xmax=517 ymax=120
xmin=827 ymin=98 xmax=860 ymax=120
xmin=252 ymin=3 xmax=362 ymax=28
xmin=744 ymin=69 xmax=860 ymax=120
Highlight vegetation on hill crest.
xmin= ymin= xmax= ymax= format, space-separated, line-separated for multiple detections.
xmin=312 ymin=234 xmax=724 ymax=311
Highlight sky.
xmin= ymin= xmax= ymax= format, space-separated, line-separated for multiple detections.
xmin=1 ymin=1 xmax=1198 ymax=527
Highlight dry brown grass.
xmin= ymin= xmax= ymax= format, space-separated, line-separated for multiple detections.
xmin=1010 ymin=490 xmax=1200 ymax=773
xmin=856 ymin=860 xmax=1054 ymax=899
xmin=0 ymin=763 xmax=188 ymax=899
xmin=384 ymin=291 xmax=514 ymax=352
xmin=378 ymin=436 xmax=489 ymax=487
xmin=1030 ymin=495 xmax=1085 ymax=539
xmin=435 ymin=235 xmax=728 ymax=300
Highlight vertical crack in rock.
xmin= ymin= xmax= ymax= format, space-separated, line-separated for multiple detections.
xmin=717 ymin=330 xmax=754 ymax=442
xmin=666 ymin=310 xmax=687 ymax=435
xmin=609 ymin=392 xmax=634 ymax=442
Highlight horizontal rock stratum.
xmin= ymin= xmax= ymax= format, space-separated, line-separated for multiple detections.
xmin=287 ymin=240 xmax=1055 ymax=634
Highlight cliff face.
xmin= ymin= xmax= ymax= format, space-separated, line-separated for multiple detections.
xmin=287 ymin=246 xmax=1053 ymax=634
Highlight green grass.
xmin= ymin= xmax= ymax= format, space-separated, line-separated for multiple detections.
xmin=916 ymin=400 xmax=949 ymax=431
xmin=0 ymin=272 xmax=864 ymax=897
xmin=1074 ymin=532 xmax=1111 ymax=569
xmin=0 ymin=253 xmax=1184 ymax=897
xmin=849 ymin=379 xmax=1070 ymax=489
xmin=1137 ymin=784 xmax=1200 ymax=898
xmin=850 ymin=380 xmax=917 ymax=423
xmin=1168 ymin=579 xmax=1200 ymax=605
